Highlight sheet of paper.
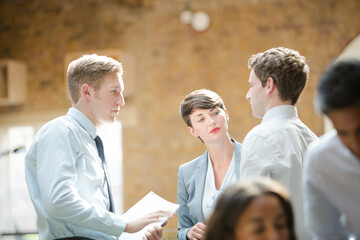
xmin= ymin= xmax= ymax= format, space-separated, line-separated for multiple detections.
xmin=119 ymin=191 xmax=179 ymax=240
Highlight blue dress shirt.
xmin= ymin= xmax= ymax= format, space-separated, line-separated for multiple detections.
xmin=25 ymin=108 xmax=126 ymax=240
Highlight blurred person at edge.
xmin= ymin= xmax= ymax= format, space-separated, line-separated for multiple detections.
xmin=303 ymin=59 xmax=360 ymax=239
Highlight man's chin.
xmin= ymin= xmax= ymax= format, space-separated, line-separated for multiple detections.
xmin=252 ymin=112 xmax=263 ymax=119
xmin=100 ymin=119 xmax=116 ymax=125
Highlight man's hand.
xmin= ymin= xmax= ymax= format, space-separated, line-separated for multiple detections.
xmin=125 ymin=210 xmax=174 ymax=233
xmin=186 ymin=222 xmax=207 ymax=240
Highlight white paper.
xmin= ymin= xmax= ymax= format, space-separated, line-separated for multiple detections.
xmin=119 ymin=191 xmax=179 ymax=240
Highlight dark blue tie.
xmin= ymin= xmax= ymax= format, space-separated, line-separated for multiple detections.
xmin=95 ymin=136 xmax=115 ymax=213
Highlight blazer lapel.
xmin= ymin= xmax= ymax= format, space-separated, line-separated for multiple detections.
xmin=190 ymin=140 xmax=241 ymax=224
xmin=232 ymin=139 xmax=242 ymax=180
xmin=193 ymin=150 xmax=208 ymax=223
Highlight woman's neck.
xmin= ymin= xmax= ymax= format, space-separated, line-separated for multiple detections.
xmin=207 ymin=137 xmax=235 ymax=190
xmin=207 ymin=137 xmax=234 ymax=167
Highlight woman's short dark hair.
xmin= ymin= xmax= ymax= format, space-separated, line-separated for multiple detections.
xmin=180 ymin=89 xmax=226 ymax=127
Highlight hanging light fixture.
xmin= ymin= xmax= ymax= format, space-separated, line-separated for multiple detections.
xmin=180 ymin=0 xmax=192 ymax=24
xmin=180 ymin=0 xmax=210 ymax=33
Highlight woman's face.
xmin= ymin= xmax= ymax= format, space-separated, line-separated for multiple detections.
xmin=234 ymin=195 xmax=290 ymax=240
xmin=188 ymin=107 xmax=229 ymax=143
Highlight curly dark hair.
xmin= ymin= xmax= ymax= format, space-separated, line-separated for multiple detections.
xmin=316 ymin=59 xmax=360 ymax=114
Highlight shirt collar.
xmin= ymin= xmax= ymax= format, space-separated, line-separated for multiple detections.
xmin=261 ymin=105 xmax=298 ymax=124
xmin=67 ymin=107 xmax=97 ymax=140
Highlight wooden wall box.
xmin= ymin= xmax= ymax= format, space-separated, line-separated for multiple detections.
xmin=0 ymin=59 xmax=27 ymax=106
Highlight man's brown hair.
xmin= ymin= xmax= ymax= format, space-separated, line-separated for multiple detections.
xmin=67 ymin=54 xmax=123 ymax=104
xmin=248 ymin=47 xmax=309 ymax=105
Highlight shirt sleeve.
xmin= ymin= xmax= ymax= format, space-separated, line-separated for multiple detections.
xmin=36 ymin=123 xmax=126 ymax=237
xmin=303 ymin=151 xmax=349 ymax=240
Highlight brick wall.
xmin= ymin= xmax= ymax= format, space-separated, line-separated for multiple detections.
xmin=1 ymin=0 xmax=359 ymax=233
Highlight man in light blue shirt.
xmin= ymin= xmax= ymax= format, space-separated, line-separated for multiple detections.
xmin=303 ymin=59 xmax=360 ymax=239
xmin=25 ymin=54 xmax=172 ymax=240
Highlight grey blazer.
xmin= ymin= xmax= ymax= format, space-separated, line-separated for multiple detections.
xmin=177 ymin=139 xmax=241 ymax=240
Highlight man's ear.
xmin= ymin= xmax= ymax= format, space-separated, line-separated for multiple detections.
xmin=265 ymin=77 xmax=276 ymax=96
xmin=81 ymin=83 xmax=93 ymax=100
xmin=188 ymin=126 xmax=198 ymax=138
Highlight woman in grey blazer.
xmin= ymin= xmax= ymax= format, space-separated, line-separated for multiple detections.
xmin=177 ymin=89 xmax=241 ymax=240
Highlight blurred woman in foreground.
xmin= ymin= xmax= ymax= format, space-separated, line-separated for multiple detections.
xmin=204 ymin=177 xmax=297 ymax=240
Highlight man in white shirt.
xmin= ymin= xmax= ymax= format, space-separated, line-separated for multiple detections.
xmin=25 ymin=54 xmax=172 ymax=240
xmin=240 ymin=47 xmax=318 ymax=240
xmin=303 ymin=59 xmax=360 ymax=239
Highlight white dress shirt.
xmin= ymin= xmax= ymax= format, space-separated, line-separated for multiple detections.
xmin=202 ymin=153 xmax=236 ymax=220
xmin=25 ymin=108 xmax=126 ymax=240
xmin=303 ymin=130 xmax=360 ymax=240
xmin=240 ymin=105 xmax=318 ymax=240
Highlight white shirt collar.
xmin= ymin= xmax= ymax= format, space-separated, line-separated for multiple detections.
xmin=262 ymin=105 xmax=298 ymax=124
